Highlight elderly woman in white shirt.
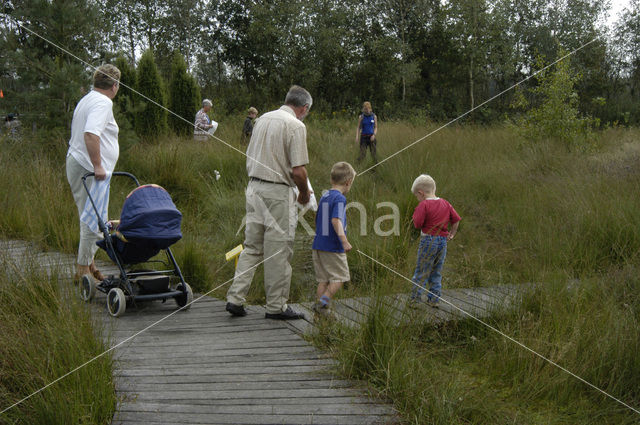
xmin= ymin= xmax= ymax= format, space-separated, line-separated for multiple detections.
xmin=194 ymin=99 xmax=216 ymax=141
xmin=66 ymin=64 xmax=121 ymax=282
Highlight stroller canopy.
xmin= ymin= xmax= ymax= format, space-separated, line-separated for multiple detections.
xmin=119 ymin=184 xmax=182 ymax=245
xmin=98 ymin=184 xmax=182 ymax=265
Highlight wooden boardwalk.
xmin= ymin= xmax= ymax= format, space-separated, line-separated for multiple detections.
xmin=287 ymin=284 xmax=524 ymax=336
xmin=0 ymin=241 xmax=397 ymax=424
xmin=107 ymin=299 xmax=395 ymax=424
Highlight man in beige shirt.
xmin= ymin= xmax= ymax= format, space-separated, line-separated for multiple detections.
xmin=226 ymin=86 xmax=312 ymax=320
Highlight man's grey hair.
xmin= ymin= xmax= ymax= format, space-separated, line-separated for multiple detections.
xmin=202 ymin=99 xmax=212 ymax=107
xmin=285 ymin=85 xmax=312 ymax=108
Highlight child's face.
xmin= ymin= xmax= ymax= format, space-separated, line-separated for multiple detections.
xmin=249 ymin=111 xmax=257 ymax=118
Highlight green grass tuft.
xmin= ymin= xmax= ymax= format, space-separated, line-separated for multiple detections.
xmin=0 ymin=262 xmax=115 ymax=424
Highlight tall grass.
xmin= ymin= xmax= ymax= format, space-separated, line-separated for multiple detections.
xmin=2 ymin=120 xmax=640 ymax=423
xmin=306 ymin=122 xmax=640 ymax=423
xmin=0 ymin=261 xmax=115 ymax=424
xmin=2 ymin=122 xmax=639 ymax=296
xmin=313 ymin=264 xmax=640 ymax=424
xmin=0 ymin=140 xmax=76 ymax=251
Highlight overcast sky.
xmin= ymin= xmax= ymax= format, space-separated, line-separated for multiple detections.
xmin=608 ymin=0 xmax=631 ymax=25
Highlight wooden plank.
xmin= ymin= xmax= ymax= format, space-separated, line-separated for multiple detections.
xmin=116 ymin=359 xmax=334 ymax=372
xmin=105 ymin=321 xmax=290 ymax=335
xmin=113 ymin=421 xmax=393 ymax=425
xmin=326 ymin=300 xmax=364 ymax=328
xmin=115 ymin=353 xmax=333 ymax=368
xmin=116 ymin=365 xmax=333 ymax=377
xmin=107 ymin=318 xmax=295 ymax=333
xmin=111 ymin=421 xmax=383 ymax=425
xmin=116 ymin=401 xmax=394 ymax=415
xmin=113 ymin=411 xmax=395 ymax=425
xmin=113 ymin=337 xmax=310 ymax=353
xmin=115 ymin=372 xmax=341 ymax=385
xmin=112 ymin=332 xmax=305 ymax=347
xmin=338 ymin=297 xmax=371 ymax=318
xmin=115 ymin=379 xmax=355 ymax=392
xmin=121 ymin=388 xmax=372 ymax=401
xmin=113 ymin=346 xmax=320 ymax=363
xmin=445 ymin=288 xmax=494 ymax=317
xmin=117 ymin=396 xmax=384 ymax=406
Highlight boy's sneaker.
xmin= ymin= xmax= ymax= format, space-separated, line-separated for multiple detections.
xmin=426 ymin=298 xmax=440 ymax=308
xmin=312 ymin=301 xmax=331 ymax=317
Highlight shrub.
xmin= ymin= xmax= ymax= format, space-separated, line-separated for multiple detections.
xmin=513 ymin=52 xmax=597 ymax=151
xmin=168 ymin=52 xmax=201 ymax=137
xmin=135 ymin=49 xmax=168 ymax=140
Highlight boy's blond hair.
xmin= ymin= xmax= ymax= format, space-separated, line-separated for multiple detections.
xmin=248 ymin=107 xmax=258 ymax=115
xmin=411 ymin=174 xmax=436 ymax=195
xmin=331 ymin=162 xmax=356 ymax=185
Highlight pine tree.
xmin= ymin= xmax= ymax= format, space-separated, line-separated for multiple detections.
xmin=135 ymin=49 xmax=168 ymax=140
xmin=112 ymin=55 xmax=139 ymax=151
xmin=1 ymin=0 xmax=103 ymax=135
xmin=114 ymin=56 xmax=137 ymax=128
xmin=168 ymin=52 xmax=201 ymax=137
xmin=514 ymin=54 xmax=595 ymax=151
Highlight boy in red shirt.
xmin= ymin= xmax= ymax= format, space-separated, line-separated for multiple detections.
xmin=410 ymin=174 xmax=461 ymax=306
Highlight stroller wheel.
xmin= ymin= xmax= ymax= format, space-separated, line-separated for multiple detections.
xmin=174 ymin=283 xmax=193 ymax=310
xmin=107 ymin=288 xmax=127 ymax=317
xmin=79 ymin=274 xmax=95 ymax=302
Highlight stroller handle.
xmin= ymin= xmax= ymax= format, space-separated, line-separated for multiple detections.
xmin=80 ymin=171 xmax=141 ymax=236
xmin=82 ymin=171 xmax=141 ymax=186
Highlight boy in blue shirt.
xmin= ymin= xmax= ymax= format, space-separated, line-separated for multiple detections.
xmin=311 ymin=162 xmax=356 ymax=316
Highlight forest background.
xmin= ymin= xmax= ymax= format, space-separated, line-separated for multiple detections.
xmin=1 ymin=0 xmax=640 ymax=138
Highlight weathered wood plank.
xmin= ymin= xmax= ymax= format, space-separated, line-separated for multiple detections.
xmin=116 ymin=401 xmax=394 ymax=415
xmin=115 ymin=372 xmax=341 ymax=385
xmin=113 ymin=337 xmax=310 ymax=353
xmin=105 ymin=321 xmax=291 ymax=336
xmin=115 ymin=352 xmax=334 ymax=368
xmin=113 ymin=411 xmax=395 ymax=425
xmin=114 ymin=345 xmax=319 ymax=362
xmin=117 ymin=396 xmax=383 ymax=406
xmin=120 ymin=388 xmax=375 ymax=403
xmin=111 ymin=332 xmax=305 ymax=347
xmin=116 ymin=379 xmax=355 ymax=392
xmin=116 ymin=364 xmax=332 ymax=377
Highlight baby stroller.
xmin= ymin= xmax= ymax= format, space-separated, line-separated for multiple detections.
xmin=79 ymin=171 xmax=193 ymax=317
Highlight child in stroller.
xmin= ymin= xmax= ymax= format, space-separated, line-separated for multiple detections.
xmin=79 ymin=172 xmax=193 ymax=317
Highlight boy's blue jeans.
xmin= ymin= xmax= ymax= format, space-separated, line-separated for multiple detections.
xmin=411 ymin=235 xmax=447 ymax=302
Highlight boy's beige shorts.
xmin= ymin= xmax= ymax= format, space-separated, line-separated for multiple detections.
xmin=312 ymin=250 xmax=350 ymax=283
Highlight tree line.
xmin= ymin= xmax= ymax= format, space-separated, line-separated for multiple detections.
xmin=1 ymin=0 xmax=639 ymax=140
